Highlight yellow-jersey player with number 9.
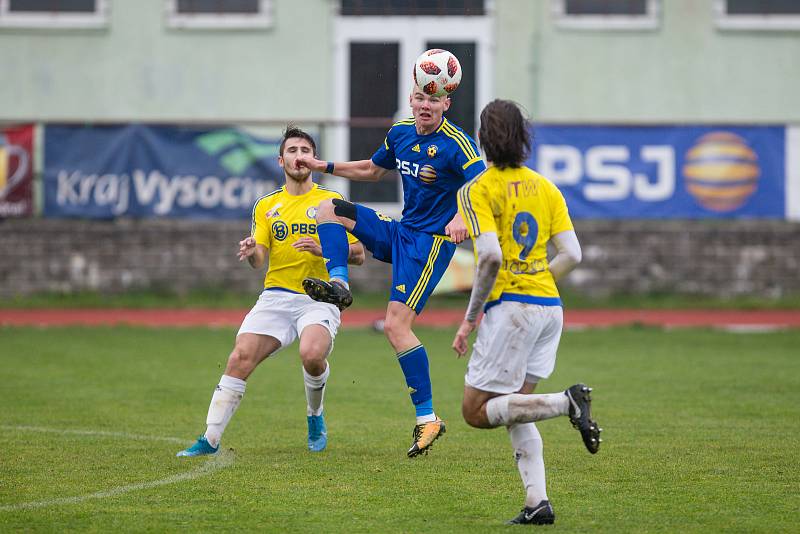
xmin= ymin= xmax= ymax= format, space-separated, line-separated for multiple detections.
xmin=452 ymin=99 xmax=601 ymax=527
xmin=457 ymin=163 xmax=573 ymax=308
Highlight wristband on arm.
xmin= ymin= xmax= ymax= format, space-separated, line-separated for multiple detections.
xmin=325 ymin=161 xmax=335 ymax=174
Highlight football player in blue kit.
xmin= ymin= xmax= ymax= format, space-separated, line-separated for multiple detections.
xmin=295 ymin=86 xmax=486 ymax=457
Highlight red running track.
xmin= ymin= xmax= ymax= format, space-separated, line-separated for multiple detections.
xmin=1 ymin=308 xmax=799 ymax=330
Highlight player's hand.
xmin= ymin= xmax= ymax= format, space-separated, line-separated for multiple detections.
xmin=292 ymin=237 xmax=322 ymax=257
xmin=452 ymin=319 xmax=476 ymax=358
xmin=238 ymin=236 xmax=257 ymax=261
xmin=445 ymin=212 xmax=469 ymax=244
xmin=294 ymin=155 xmax=326 ymax=173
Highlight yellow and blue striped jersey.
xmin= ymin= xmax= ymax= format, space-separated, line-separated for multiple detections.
xmin=371 ymin=117 xmax=486 ymax=234
xmin=251 ymin=183 xmax=358 ymax=293
xmin=457 ymin=166 xmax=573 ymax=306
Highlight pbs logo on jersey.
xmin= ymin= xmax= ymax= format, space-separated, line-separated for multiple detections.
xmin=413 ymin=49 xmax=462 ymax=97
xmin=682 ymin=132 xmax=760 ymax=212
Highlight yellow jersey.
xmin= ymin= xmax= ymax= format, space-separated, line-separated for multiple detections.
xmin=457 ymin=166 xmax=574 ymax=308
xmin=251 ymin=183 xmax=358 ymax=293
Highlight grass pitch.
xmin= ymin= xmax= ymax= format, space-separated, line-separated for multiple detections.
xmin=1 ymin=325 xmax=798 ymax=532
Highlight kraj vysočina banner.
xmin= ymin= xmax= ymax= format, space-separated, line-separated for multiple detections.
xmin=44 ymin=124 xmax=286 ymax=219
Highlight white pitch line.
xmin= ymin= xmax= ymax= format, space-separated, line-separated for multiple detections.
xmin=0 ymin=425 xmax=233 ymax=512
xmin=1 ymin=425 xmax=187 ymax=444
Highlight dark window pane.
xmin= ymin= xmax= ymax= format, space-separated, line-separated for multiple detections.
xmin=349 ymin=42 xmax=400 ymax=203
xmin=9 ymin=0 xmax=96 ymax=12
xmin=341 ymin=0 xmax=484 ymax=16
xmin=426 ymin=42 xmax=476 ymax=138
xmin=726 ymin=0 xmax=800 ymax=15
xmin=565 ymin=0 xmax=647 ymax=16
xmin=177 ymin=0 xmax=260 ymax=14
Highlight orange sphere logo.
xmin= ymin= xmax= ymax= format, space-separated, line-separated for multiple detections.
xmin=682 ymin=132 xmax=760 ymax=212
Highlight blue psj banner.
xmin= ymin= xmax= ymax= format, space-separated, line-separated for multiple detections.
xmin=44 ymin=124 xmax=284 ymax=218
xmin=525 ymin=126 xmax=786 ymax=218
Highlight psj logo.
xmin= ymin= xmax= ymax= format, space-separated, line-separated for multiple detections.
xmin=536 ymin=144 xmax=676 ymax=202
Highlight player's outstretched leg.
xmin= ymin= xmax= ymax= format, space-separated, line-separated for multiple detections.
xmin=507 ymin=501 xmax=555 ymax=525
xmin=565 ymin=383 xmax=602 ymax=454
xmin=302 ymin=277 xmax=353 ymax=311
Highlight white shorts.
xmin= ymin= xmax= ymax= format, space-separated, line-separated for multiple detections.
xmin=237 ymin=289 xmax=341 ymax=354
xmin=465 ymin=301 xmax=563 ymax=394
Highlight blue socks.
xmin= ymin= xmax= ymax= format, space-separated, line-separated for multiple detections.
xmin=317 ymin=222 xmax=350 ymax=283
xmin=397 ymin=345 xmax=434 ymax=417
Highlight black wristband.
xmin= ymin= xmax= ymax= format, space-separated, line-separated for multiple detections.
xmin=325 ymin=161 xmax=335 ymax=174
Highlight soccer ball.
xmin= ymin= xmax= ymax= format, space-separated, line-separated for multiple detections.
xmin=413 ymin=49 xmax=462 ymax=97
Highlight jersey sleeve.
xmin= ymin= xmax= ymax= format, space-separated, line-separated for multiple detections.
xmin=547 ymin=181 xmax=574 ymax=236
xmin=451 ymin=133 xmax=486 ymax=181
xmin=251 ymin=198 xmax=271 ymax=247
xmin=370 ymin=128 xmax=396 ymax=170
xmin=458 ymin=177 xmax=497 ymax=239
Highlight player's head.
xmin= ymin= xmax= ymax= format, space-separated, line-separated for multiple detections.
xmin=478 ymin=99 xmax=531 ymax=169
xmin=279 ymin=125 xmax=316 ymax=182
xmin=409 ymin=87 xmax=451 ymax=133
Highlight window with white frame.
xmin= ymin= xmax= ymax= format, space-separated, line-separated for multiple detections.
xmin=166 ymin=0 xmax=273 ymax=29
xmin=0 ymin=0 xmax=108 ymax=28
xmin=715 ymin=0 xmax=800 ymax=30
xmin=552 ymin=0 xmax=660 ymax=30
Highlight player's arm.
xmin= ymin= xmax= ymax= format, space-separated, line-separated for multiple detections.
xmin=238 ymin=236 xmax=268 ymax=269
xmin=548 ymin=230 xmax=581 ymax=281
xmin=446 ymin=136 xmax=486 ymax=244
xmin=444 ymin=212 xmax=468 ymax=244
xmin=452 ymin=232 xmax=502 ymax=358
xmin=295 ymin=154 xmax=390 ymax=182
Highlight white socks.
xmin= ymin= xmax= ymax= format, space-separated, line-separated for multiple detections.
xmin=509 ymin=423 xmax=548 ymax=507
xmin=204 ymin=374 xmax=246 ymax=448
xmin=486 ymin=393 xmax=569 ymax=427
xmin=303 ymin=362 xmax=330 ymax=417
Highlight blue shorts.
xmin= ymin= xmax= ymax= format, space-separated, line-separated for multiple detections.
xmin=352 ymin=204 xmax=456 ymax=314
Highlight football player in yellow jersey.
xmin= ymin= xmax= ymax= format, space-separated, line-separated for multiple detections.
xmin=177 ymin=126 xmax=364 ymax=457
xmin=452 ymin=100 xmax=602 ymax=525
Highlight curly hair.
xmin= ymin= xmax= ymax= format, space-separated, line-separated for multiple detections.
xmin=478 ymin=99 xmax=531 ymax=169
xmin=280 ymin=124 xmax=317 ymax=157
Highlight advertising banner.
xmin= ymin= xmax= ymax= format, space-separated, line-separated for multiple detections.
xmin=526 ymin=125 xmax=786 ymax=218
xmin=0 ymin=124 xmax=34 ymax=217
xmin=787 ymin=125 xmax=800 ymax=222
xmin=44 ymin=124 xmax=285 ymax=219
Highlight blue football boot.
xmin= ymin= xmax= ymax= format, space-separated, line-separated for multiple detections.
xmin=176 ymin=435 xmax=219 ymax=457
xmin=307 ymin=414 xmax=328 ymax=452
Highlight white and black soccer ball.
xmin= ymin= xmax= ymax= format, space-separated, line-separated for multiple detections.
xmin=413 ymin=49 xmax=462 ymax=97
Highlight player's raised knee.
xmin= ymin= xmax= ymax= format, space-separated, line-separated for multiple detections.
xmin=462 ymin=399 xmax=493 ymax=428
xmin=314 ymin=199 xmax=337 ymax=222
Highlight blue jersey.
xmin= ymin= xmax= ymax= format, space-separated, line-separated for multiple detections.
xmin=371 ymin=117 xmax=486 ymax=235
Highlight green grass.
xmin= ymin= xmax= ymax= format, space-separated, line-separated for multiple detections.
xmin=1 ymin=325 xmax=799 ymax=532
xmin=3 ymin=288 xmax=800 ymax=310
